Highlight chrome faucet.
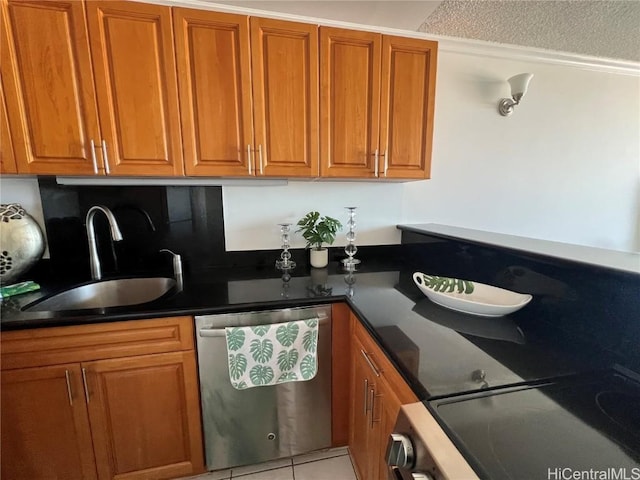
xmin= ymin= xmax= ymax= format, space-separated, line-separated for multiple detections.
xmin=160 ymin=249 xmax=183 ymax=291
xmin=86 ymin=206 xmax=123 ymax=280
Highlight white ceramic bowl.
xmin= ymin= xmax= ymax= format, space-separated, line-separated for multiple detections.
xmin=413 ymin=272 xmax=533 ymax=317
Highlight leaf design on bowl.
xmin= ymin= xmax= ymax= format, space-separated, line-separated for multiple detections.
xmin=422 ymin=274 xmax=475 ymax=294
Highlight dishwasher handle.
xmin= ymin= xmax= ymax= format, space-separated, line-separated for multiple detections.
xmin=198 ymin=314 xmax=327 ymax=338
xmin=199 ymin=328 xmax=226 ymax=338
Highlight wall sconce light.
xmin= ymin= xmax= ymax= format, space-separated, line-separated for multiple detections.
xmin=498 ymin=73 xmax=534 ymax=116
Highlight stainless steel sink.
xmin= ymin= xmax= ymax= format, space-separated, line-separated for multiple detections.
xmin=24 ymin=277 xmax=176 ymax=312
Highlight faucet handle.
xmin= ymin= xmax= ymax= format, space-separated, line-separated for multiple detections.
xmin=159 ymin=249 xmax=183 ymax=280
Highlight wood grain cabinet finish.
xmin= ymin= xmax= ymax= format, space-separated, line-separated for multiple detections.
xmin=350 ymin=334 xmax=382 ymax=480
xmin=1 ymin=364 xmax=98 ymax=480
xmin=1 ymin=0 xmax=103 ymax=175
xmin=380 ymin=35 xmax=438 ymax=179
xmin=174 ymin=11 xmax=318 ymax=178
xmin=250 ymin=18 xmax=319 ymax=177
xmin=1 ymin=75 xmax=19 ymax=174
xmin=0 ymin=316 xmax=205 ymax=480
xmin=1 ymin=0 xmax=183 ymax=176
xmin=321 ymin=27 xmax=437 ymax=180
xmin=320 ymin=28 xmax=381 ymax=178
xmin=174 ymin=8 xmax=253 ymax=177
xmin=349 ymin=315 xmax=418 ymax=480
xmin=2 ymin=0 xmax=436 ymax=180
xmin=86 ymin=1 xmax=184 ymax=176
xmin=85 ymin=351 xmax=203 ymax=480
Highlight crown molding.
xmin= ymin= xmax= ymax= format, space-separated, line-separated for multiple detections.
xmin=142 ymin=0 xmax=640 ymax=77
xmin=428 ymin=34 xmax=640 ymax=77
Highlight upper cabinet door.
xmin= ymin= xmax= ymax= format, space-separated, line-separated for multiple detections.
xmin=1 ymin=0 xmax=102 ymax=175
xmin=1 ymin=77 xmax=19 ymax=174
xmin=320 ymin=27 xmax=381 ymax=178
xmin=250 ymin=18 xmax=319 ymax=177
xmin=86 ymin=1 xmax=184 ymax=176
xmin=379 ymin=35 xmax=437 ymax=179
xmin=174 ymin=9 xmax=253 ymax=177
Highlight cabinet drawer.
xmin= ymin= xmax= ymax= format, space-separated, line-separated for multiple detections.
xmin=1 ymin=316 xmax=194 ymax=369
xmin=352 ymin=316 xmax=417 ymax=405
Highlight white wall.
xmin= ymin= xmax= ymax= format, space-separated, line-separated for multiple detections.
xmin=402 ymin=50 xmax=640 ymax=252
xmin=222 ymin=181 xmax=404 ymax=250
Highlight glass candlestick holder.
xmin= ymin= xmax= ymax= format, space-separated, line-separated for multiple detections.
xmin=344 ymin=267 xmax=356 ymax=298
xmin=280 ymin=268 xmax=292 ymax=298
xmin=342 ymin=207 xmax=361 ymax=269
xmin=275 ymin=223 xmax=296 ymax=270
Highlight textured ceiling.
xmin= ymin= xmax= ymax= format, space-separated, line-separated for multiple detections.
xmin=419 ymin=0 xmax=640 ymax=62
xmin=207 ymin=0 xmax=640 ymax=62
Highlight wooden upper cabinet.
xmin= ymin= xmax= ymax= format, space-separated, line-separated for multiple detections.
xmin=86 ymin=1 xmax=184 ymax=176
xmin=174 ymin=8 xmax=253 ymax=177
xmin=320 ymin=27 xmax=381 ymax=178
xmin=1 ymin=364 xmax=98 ymax=480
xmin=250 ymin=18 xmax=319 ymax=177
xmin=380 ymin=35 xmax=437 ymax=179
xmin=1 ymin=76 xmax=19 ymax=174
xmin=1 ymin=0 xmax=103 ymax=175
xmin=2 ymin=0 xmax=436 ymax=180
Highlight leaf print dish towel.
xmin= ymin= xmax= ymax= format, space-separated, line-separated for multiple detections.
xmin=224 ymin=318 xmax=320 ymax=390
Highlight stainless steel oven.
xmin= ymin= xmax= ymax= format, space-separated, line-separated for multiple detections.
xmin=386 ymin=402 xmax=479 ymax=480
xmin=389 ymin=370 xmax=640 ymax=480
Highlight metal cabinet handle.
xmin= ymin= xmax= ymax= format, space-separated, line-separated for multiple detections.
xmin=247 ymin=144 xmax=253 ymax=175
xmin=90 ymin=140 xmax=98 ymax=174
xmin=361 ymin=349 xmax=381 ymax=377
xmin=363 ymin=378 xmax=369 ymax=415
xmin=369 ymin=387 xmax=375 ymax=428
xmin=373 ymin=149 xmax=379 ymax=177
xmin=370 ymin=389 xmax=382 ymax=428
xmin=101 ymin=140 xmax=110 ymax=175
xmin=258 ymin=144 xmax=263 ymax=175
xmin=81 ymin=367 xmax=90 ymax=403
xmin=65 ymin=369 xmax=73 ymax=406
xmin=383 ymin=148 xmax=388 ymax=177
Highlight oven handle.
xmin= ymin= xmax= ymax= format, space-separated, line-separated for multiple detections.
xmin=198 ymin=314 xmax=328 ymax=337
xmin=390 ymin=468 xmax=432 ymax=480
xmin=390 ymin=467 xmax=406 ymax=480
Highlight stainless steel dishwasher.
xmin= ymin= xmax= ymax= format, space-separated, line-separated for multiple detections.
xmin=195 ymin=304 xmax=332 ymax=471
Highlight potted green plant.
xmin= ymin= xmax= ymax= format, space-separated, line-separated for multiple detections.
xmin=296 ymin=211 xmax=342 ymax=268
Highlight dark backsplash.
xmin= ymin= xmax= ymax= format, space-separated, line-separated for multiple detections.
xmin=36 ymin=177 xmax=403 ymax=280
xmin=400 ymin=230 xmax=640 ymax=374
xmin=38 ymin=177 xmax=225 ymax=279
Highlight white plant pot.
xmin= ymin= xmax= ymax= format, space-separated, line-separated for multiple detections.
xmin=309 ymin=248 xmax=328 ymax=268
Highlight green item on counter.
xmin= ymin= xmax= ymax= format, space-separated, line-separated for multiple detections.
xmin=0 ymin=281 xmax=41 ymax=299
xmin=422 ymin=275 xmax=475 ymax=294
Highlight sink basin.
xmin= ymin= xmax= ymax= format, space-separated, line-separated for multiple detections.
xmin=24 ymin=277 xmax=176 ymax=312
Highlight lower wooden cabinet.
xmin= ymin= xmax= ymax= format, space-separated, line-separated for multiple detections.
xmin=349 ymin=314 xmax=418 ymax=480
xmin=1 ymin=364 xmax=97 ymax=480
xmin=0 ymin=316 xmax=205 ymax=480
xmin=350 ymin=334 xmax=382 ymax=479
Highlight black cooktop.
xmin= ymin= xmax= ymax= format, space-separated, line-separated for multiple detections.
xmin=430 ymin=370 xmax=640 ymax=480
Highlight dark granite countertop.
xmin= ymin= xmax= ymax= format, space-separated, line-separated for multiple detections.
xmin=1 ymin=256 xmax=598 ymax=401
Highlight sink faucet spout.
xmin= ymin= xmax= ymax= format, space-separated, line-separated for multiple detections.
xmin=86 ymin=205 xmax=123 ymax=280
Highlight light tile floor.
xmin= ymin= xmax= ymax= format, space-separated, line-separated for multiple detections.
xmin=179 ymin=447 xmax=357 ymax=480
